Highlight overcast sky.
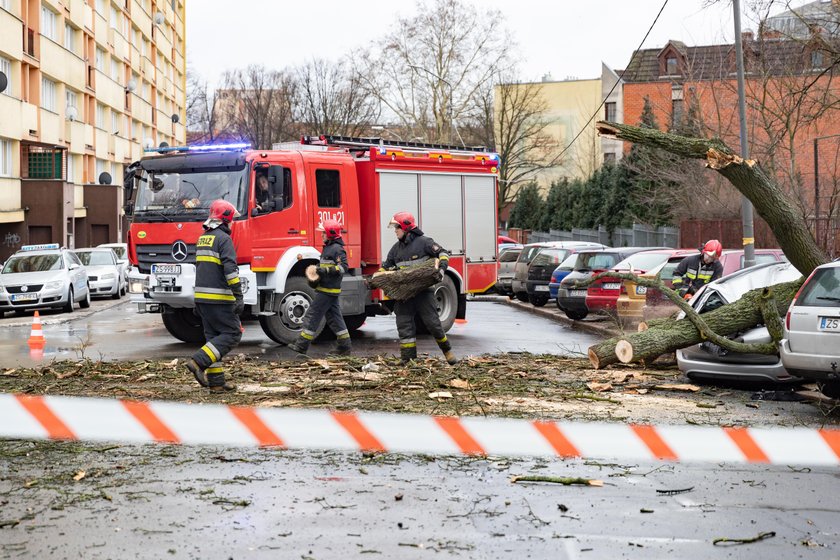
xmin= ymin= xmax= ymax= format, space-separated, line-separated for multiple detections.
xmin=186 ymin=0 xmax=777 ymax=86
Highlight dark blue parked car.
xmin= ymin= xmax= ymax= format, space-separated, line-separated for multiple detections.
xmin=548 ymin=253 xmax=577 ymax=300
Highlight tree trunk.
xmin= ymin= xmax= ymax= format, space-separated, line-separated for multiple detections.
xmin=607 ymin=280 xmax=801 ymax=366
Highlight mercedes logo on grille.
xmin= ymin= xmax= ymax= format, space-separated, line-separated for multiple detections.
xmin=21 ymin=286 xmax=28 ymax=292
xmin=171 ymin=241 xmax=188 ymax=262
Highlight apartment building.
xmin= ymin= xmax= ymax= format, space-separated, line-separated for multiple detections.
xmin=0 ymin=0 xmax=185 ymax=261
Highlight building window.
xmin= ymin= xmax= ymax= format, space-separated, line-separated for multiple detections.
xmin=315 ymin=169 xmax=341 ymax=207
xmin=0 ymin=138 xmax=12 ymax=177
xmin=95 ymin=47 xmax=105 ymax=72
xmin=1 ymin=0 xmax=10 ymax=11
xmin=671 ymin=98 xmax=684 ymax=126
xmin=96 ymin=103 xmax=105 ymax=128
xmin=111 ymin=111 xmax=120 ymax=135
xmin=66 ymin=89 xmax=77 ymax=114
xmin=812 ymin=51 xmax=824 ymax=68
xmin=41 ymin=77 xmax=56 ymax=112
xmin=41 ymin=7 xmax=58 ymax=41
xmin=666 ymin=56 xmax=678 ymax=75
xmin=111 ymin=59 xmax=121 ymax=83
xmin=110 ymin=6 xmax=119 ymax=29
xmin=95 ymin=0 xmax=106 ymax=15
xmin=67 ymin=154 xmax=75 ymax=183
xmin=603 ymin=152 xmax=616 ymax=164
xmin=95 ymin=158 xmax=107 ymax=179
xmin=64 ymin=24 xmax=75 ymax=52
xmin=0 ymin=56 xmax=11 ymax=97
xmin=604 ymin=102 xmax=616 ymax=122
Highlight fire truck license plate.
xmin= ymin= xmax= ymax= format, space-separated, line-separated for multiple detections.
xmin=152 ymin=264 xmax=181 ymax=275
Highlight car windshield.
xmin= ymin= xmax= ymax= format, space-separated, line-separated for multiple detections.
xmin=134 ymin=168 xmax=249 ymax=221
xmin=557 ymin=253 xmax=577 ymax=271
xmin=499 ymin=249 xmax=521 ymax=263
xmin=796 ymin=267 xmax=840 ymax=308
xmin=574 ymin=252 xmax=618 ymax=271
xmin=518 ymin=245 xmax=545 ymax=264
xmin=741 ymin=253 xmax=780 ymax=267
xmin=76 ymin=252 xmax=114 ymax=266
xmin=531 ymin=249 xmax=568 ymax=267
xmin=106 ymin=246 xmax=127 ymax=259
xmin=615 ymin=252 xmax=669 ymax=272
xmin=2 ymin=254 xmax=63 ymax=273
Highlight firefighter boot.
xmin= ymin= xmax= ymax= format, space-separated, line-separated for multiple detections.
xmin=330 ymin=334 xmax=352 ymax=356
xmin=185 ymin=358 xmax=208 ymax=387
xmin=436 ymin=336 xmax=458 ymax=366
xmin=288 ymin=335 xmax=311 ymax=359
xmin=206 ymin=370 xmax=236 ymax=393
xmin=400 ymin=344 xmax=417 ymax=364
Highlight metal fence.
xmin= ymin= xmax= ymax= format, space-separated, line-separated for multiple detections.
xmin=521 ymin=224 xmax=680 ymax=248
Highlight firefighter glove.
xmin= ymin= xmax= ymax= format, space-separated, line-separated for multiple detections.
xmin=677 ymin=285 xmax=690 ymax=298
xmin=234 ymin=297 xmax=245 ymax=315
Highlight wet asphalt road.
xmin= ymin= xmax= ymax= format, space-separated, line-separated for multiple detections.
xmin=1 ymin=443 xmax=838 ymax=559
xmin=0 ymin=299 xmax=601 ymax=367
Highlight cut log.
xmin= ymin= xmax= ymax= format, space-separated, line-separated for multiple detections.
xmin=367 ymin=259 xmax=441 ymax=300
xmin=587 ymin=336 xmax=624 ymax=369
xmin=611 ymin=280 xmax=801 ymax=365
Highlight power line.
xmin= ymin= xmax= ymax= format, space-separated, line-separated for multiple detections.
xmin=554 ymin=0 xmax=670 ymax=162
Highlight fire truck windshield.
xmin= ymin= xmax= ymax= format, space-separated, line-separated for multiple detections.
xmin=133 ymin=168 xmax=248 ymax=221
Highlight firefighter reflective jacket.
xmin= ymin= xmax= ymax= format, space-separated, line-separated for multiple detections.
xmin=672 ymin=253 xmax=723 ymax=294
xmin=194 ymin=224 xmax=242 ymax=304
xmin=383 ymin=228 xmax=450 ymax=271
xmin=316 ymin=238 xmax=348 ymax=296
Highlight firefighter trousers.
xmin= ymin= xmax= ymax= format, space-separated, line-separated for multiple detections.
xmin=291 ymin=292 xmax=349 ymax=353
xmin=192 ymin=302 xmax=242 ymax=386
xmin=395 ymin=289 xmax=452 ymax=361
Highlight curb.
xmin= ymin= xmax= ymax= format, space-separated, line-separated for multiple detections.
xmin=0 ymin=298 xmax=128 ymax=329
xmin=500 ymin=298 xmax=618 ymax=338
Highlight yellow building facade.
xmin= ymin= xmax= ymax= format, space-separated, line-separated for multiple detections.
xmin=0 ymin=0 xmax=185 ymax=259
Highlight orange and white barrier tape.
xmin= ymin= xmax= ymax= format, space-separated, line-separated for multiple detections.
xmin=1 ymin=393 xmax=839 ymax=465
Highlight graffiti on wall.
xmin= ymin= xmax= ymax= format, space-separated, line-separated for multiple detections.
xmin=3 ymin=232 xmax=21 ymax=248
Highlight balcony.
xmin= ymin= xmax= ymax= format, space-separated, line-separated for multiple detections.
xmin=131 ymin=93 xmax=152 ymax=124
xmin=41 ymin=40 xmax=86 ymax=92
xmin=74 ymin=184 xmax=86 ymax=218
xmin=65 ymin=120 xmax=86 ymax=154
xmin=69 ymin=0 xmax=86 ymax=28
xmin=95 ymin=127 xmax=109 ymax=159
xmin=0 ymin=178 xmax=24 ymax=223
xmin=109 ymin=28 xmax=130 ymax=61
xmin=21 ymin=102 xmax=38 ymax=136
xmin=39 ymin=109 xmax=61 ymax=145
xmin=83 ymin=3 xmax=94 ymax=31
xmin=0 ymin=9 xmax=23 ymax=59
xmin=84 ymin=123 xmax=94 ymax=149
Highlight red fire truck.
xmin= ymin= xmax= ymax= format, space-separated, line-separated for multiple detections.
xmin=124 ymin=136 xmax=499 ymax=345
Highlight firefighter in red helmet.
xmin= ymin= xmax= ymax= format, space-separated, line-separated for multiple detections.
xmin=672 ymin=239 xmax=724 ymax=299
xmin=288 ymin=218 xmax=352 ymax=357
xmin=381 ymin=211 xmax=457 ymax=365
xmin=184 ymin=199 xmax=243 ymax=392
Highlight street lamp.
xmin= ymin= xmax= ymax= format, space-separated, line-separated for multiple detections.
xmin=813 ymin=133 xmax=840 ymax=248
xmin=408 ymin=64 xmax=454 ymax=144
xmin=371 ymin=125 xmax=402 ymax=141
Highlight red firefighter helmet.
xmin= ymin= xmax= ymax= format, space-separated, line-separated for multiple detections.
xmin=317 ymin=218 xmax=342 ymax=240
xmin=208 ymin=199 xmax=240 ymax=224
xmin=388 ymin=211 xmax=416 ymax=232
xmin=703 ymin=239 xmax=723 ymax=259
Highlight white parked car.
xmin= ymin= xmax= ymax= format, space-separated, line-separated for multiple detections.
xmin=98 ymin=243 xmax=129 ymax=291
xmin=780 ymin=260 xmax=840 ymax=398
xmin=0 ymin=243 xmax=91 ymax=315
xmin=75 ymin=248 xmax=124 ymax=299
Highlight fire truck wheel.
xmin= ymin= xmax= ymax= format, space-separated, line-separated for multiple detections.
xmin=161 ymin=307 xmax=206 ymax=344
xmin=417 ymin=274 xmax=458 ymax=334
xmin=344 ymin=314 xmax=367 ymax=332
xmin=259 ymin=276 xmax=320 ymax=345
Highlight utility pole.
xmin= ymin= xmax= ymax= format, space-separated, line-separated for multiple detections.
xmin=733 ymin=0 xmax=756 ymax=267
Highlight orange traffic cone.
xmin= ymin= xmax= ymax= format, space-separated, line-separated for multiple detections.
xmin=28 ymin=311 xmax=45 ymax=350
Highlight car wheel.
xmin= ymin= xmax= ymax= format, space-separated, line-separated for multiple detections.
xmin=120 ymin=284 xmax=127 ymax=297
xmin=530 ymin=295 xmax=549 ymax=307
xmin=161 ymin=307 xmax=205 ymax=343
xmin=515 ymin=292 xmax=529 ymax=303
xmin=111 ymin=283 xmax=121 ymax=300
xmin=80 ymin=288 xmax=91 ymax=309
xmin=63 ymin=287 xmax=75 ymax=313
xmin=818 ymin=381 xmax=840 ymax=400
xmin=565 ymin=309 xmax=587 ymax=321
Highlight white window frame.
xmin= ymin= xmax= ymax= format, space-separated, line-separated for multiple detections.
xmin=95 ymin=47 xmax=105 ymax=72
xmin=1 ymin=0 xmax=10 ymax=12
xmin=95 ymin=0 xmax=106 ymax=15
xmin=66 ymin=154 xmax=76 ymax=183
xmin=41 ymin=77 xmax=56 ymax=112
xmin=0 ymin=138 xmax=12 ymax=177
xmin=64 ymin=23 xmax=75 ymax=52
xmin=111 ymin=59 xmax=121 ymax=83
xmin=96 ymin=103 xmax=105 ymax=129
xmin=111 ymin=110 xmax=120 ymax=135
xmin=66 ymin=89 xmax=77 ymax=112
xmin=41 ymin=6 xmax=58 ymax=41
xmin=0 ymin=56 xmax=11 ymax=97
xmin=110 ymin=6 xmax=119 ymax=30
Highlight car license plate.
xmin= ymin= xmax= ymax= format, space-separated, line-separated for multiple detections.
xmin=603 ymin=283 xmax=620 ymax=290
xmin=11 ymin=293 xmax=38 ymax=302
xmin=535 ymin=285 xmax=549 ymax=292
xmin=636 ymin=286 xmax=647 ymax=295
xmin=819 ymin=317 xmax=840 ymax=331
xmin=152 ymin=264 xmax=181 ymax=275
xmin=570 ymin=290 xmax=587 ymax=298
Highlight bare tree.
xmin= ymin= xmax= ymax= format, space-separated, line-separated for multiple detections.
xmin=216 ymin=65 xmax=297 ymax=149
xmin=493 ymin=78 xmax=563 ymax=214
xmin=358 ymin=0 xmax=513 ymax=144
xmin=186 ymin=65 xmax=230 ymax=143
xmin=295 ymin=58 xmax=381 ymax=137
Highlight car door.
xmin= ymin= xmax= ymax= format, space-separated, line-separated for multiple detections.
xmin=65 ymin=252 xmax=85 ymax=295
xmin=304 ymin=160 xmax=360 ymax=267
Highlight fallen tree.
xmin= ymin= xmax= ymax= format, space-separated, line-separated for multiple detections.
xmin=586 ymin=121 xmax=827 ymax=368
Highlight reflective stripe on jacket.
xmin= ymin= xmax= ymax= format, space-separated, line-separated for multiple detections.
xmin=316 ymin=238 xmax=347 ymax=295
xmin=194 ymin=225 xmax=242 ymax=304
xmin=672 ymin=253 xmax=723 ymax=292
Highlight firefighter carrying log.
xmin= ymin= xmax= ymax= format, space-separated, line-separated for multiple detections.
xmin=184 ymin=199 xmax=243 ymax=392
xmin=672 ymin=239 xmax=724 ymax=299
xmin=288 ymin=219 xmax=352 ymax=357
xmin=380 ymin=211 xmax=458 ymax=365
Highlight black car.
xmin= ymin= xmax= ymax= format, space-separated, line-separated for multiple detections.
xmin=525 ymin=247 xmax=576 ymax=307
xmin=556 ymin=248 xmax=653 ymax=320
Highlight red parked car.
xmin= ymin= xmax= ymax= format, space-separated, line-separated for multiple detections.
xmin=586 ymin=248 xmax=678 ymax=316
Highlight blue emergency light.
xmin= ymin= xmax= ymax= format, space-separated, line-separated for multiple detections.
xmin=143 ymin=142 xmax=250 ymax=153
xmin=20 ymin=243 xmax=60 ymax=252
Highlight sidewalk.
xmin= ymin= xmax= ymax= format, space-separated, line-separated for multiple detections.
xmin=0 ymin=298 xmax=128 ymax=329
xmin=498 ymin=297 xmax=619 ymax=338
